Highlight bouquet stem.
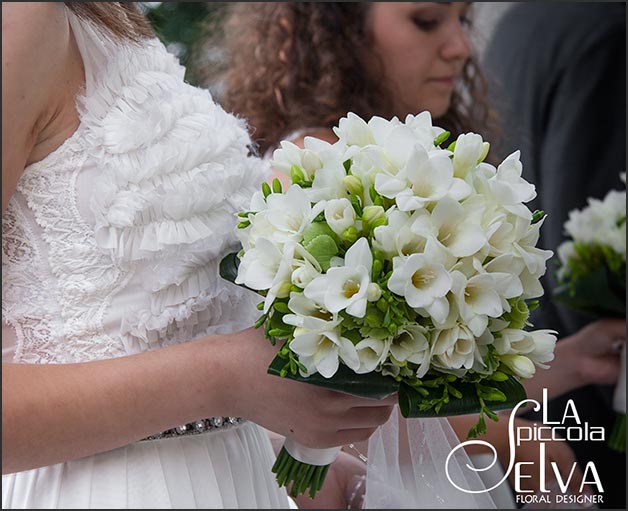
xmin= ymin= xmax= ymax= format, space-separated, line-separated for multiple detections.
xmin=608 ymin=413 xmax=626 ymax=453
xmin=272 ymin=441 xmax=340 ymax=499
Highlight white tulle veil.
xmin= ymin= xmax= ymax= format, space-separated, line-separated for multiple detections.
xmin=364 ymin=407 xmax=500 ymax=509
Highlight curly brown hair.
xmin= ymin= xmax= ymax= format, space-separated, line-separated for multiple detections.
xmin=214 ymin=2 xmax=498 ymax=156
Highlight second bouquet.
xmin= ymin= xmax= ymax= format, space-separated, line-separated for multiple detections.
xmin=221 ymin=112 xmax=556 ymax=498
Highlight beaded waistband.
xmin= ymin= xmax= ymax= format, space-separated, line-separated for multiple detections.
xmin=142 ymin=417 xmax=244 ymax=441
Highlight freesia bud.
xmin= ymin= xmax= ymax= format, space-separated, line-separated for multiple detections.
xmin=367 ymin=283 xmax=382 ymax=302
xmin=501 ymin=354 xmax=535 ymax=378
xmin=342 ymin=226 xmax=359 ymax=244
xmin=343 ymin=175 xmax=363 ymax=196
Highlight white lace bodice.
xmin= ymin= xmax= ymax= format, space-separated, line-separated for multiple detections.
xmin=2 ymin=11 xmax=266 ymax=364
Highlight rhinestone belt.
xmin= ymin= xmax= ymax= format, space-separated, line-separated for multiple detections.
xmin=142 ymin=417 xmax=244 ymax=441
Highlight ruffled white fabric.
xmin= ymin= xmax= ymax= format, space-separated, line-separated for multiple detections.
xmin=2 ymin=8 xmax=286 ymax=510
xmin=2 ymin=10 xmax=268 ymax=362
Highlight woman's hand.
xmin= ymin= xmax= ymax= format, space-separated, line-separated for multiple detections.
xmin=563 ymin=318 xmax=625 ymax=387
xmin=520 ymin=318 xmax=626 ymax=404
xmin=229 ymin=328 xmax=396 ymax=449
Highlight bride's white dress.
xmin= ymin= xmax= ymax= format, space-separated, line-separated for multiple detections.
xmin=2 ymin=9 xmax=290 ymax=509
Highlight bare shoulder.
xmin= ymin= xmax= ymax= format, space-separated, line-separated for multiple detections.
xmin=1 ymin=2 xmax=72 ymax=212
xmin=2 ymin=2 xmax=69 ymax=71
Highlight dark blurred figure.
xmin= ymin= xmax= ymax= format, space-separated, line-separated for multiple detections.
xmin=484 ymin=3 xmax=626 ymax=509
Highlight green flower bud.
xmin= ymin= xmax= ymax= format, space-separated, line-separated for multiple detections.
xmin=433 ymin=130 xmax=451 ymax=147
xmin=342 ymin=226 xmax=359 ymax=244
xmin=372 ymin=259 xmax=384 ymax=278
xmin=362 ymin=205 xmax=386 ymax=232
xmin=262 ymin=182 xmax=272 ymax=198
xmin=275 ymin=281 xmax=293 ymax=299
xmin=489 ymin=371 xmax=509 ymax=382
xmin=343 ymin=175 xmax=363 ymax=197
xmin=272 ymin=178 xmax=283 ymax=194
xmin=290 ymin=164 xmax=307 ymax=184
xmin=531 ymin=210 xmax=545 ymax=224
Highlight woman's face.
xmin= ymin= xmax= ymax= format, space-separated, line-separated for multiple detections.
xmin=367 ymin=2 xmax=472 ymax=119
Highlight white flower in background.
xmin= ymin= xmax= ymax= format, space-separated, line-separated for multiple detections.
xmin=431 ymin=324 xmax=478 ymax=372
xmin=355 ymin=337 xmax=390 ymax=374
xmin=452 ymin=133 xmax=490 ymax=180
xmin=387 ymin=244 xmax=452 ymax=316
xmin=290 ymin=328 xmax=359 ymax=378
xmin=304 ymin=237 xmax=373 ymax=317
xmin=556 ymin=241 xmax=576 ymax=279
xmin=389 ymin=324 xmax=431 ymax=377
xmin=410 ymin=196 xmax=487 ymax=258
xmin=324 ymin=198 xmax=356 ymax=236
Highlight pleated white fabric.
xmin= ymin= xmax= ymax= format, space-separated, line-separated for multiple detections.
xmin=2 ymin=422 xmax=289 ymax=509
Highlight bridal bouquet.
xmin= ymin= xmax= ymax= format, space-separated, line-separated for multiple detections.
xmin=554 ymin=174 xmax=626 ymax=451
xmin=221 ymin=112 xmax=556 ymax=498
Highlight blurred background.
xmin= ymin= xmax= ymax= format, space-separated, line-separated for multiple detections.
xmin=141 ymin=2 xmax=511 ymax=88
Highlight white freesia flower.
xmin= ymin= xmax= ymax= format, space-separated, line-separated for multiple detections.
xmin=431 ymin=324 xmax=478 ymax=372
xmin=252 ymin=185 xmax=325 ymax=245
xmin=333 ymin=112 xmax=376 ymax=147
xmin=373 ymin=209 xmax=428 ymax=258
xmin=324 ymin=198 xmax=356 ymax=236
xmin=283 ymin=292 xmax=342 ymax=332
xmin=387 ymin=245 xmax=452 ymax=310
xmin=236 ymin=239 xmax=295 ymax=312
xmin=291 ymin=328 xmax=360 ymax=378
xmin=410 ymin=196 xmax=487 ymax=258
xmin=376 ymin=144 xmax=471 ymax=211
xmin=513 ymin=217 xmax=554 ymax=277
xmin=527 ymin=330 xmax=557 ymax=368
xmin=355 ymin=337 xmax=390 ymax=374
xmin=304 ymin=237 xmax=373 ymax=317
xmin=450 ymin=270 xmax=504 ymax=337
xmin=452 ymin=133 xmax=489 ymax=180
xmin=486 ymin=151 xmax=536 ymax=218
xmin=271 ymin=140 xmax=323 ymax=180
xmin=389 ymin=324 xmax=431 ymax=377
xmin=404 ymin=111 xmax=444 ymax=151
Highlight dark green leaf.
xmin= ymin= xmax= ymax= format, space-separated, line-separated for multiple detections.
xmin=398 ymin=376 xmax=526 ymax=418
xmin=219 ymin=252 xmax=241 ymax=284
